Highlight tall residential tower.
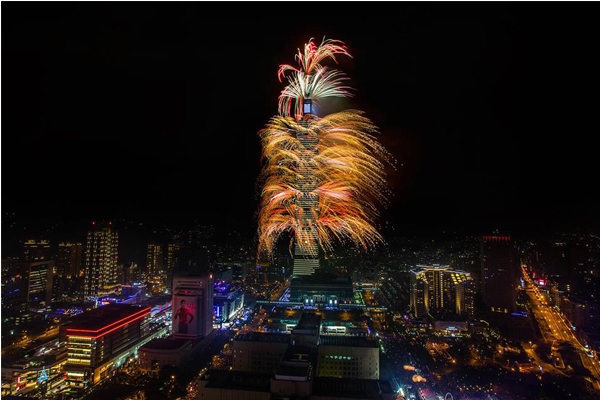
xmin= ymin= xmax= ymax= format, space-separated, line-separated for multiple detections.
xmin=82 ymin=222 xmax=119 ymax=299
xmin=409 ymin=264 xmax=475 ymax=319
xmin=480 ymin=235 xmax=519 ymax=314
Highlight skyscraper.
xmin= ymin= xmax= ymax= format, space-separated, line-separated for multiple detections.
xmin=166 ymin=242 xmax=181 ymax=272
xmin=292 ymin=100 xmax=320 ymax=278
xmin=56 ymin=242 xmax=83 ymax=279
xmin=480 ymin=235 xmax=519 ymax=314
xmin=22 ymin=239 xmax=51 ymax=261
xmin=19 ymin=260 xmax=55 ymax=306
xmin=146 ymin=243 xmax=163 ymax=277
xmin=82 ymin=222 xmax=119 ymax=299
xmin=409 ymin=264 xmax=475 ymax=319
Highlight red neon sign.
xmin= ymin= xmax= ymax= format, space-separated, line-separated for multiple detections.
xmin=67 ymin=307 xmax=150 ymax=339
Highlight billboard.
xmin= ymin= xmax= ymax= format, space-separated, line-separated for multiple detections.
xmin=173 ymin=294 xmax=198 ymax=337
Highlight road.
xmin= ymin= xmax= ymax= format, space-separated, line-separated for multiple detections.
xmin=522 ymin=265 xmax=600 ymax=391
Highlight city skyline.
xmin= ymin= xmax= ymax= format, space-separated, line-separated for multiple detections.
xmin=2 ymin=3 xmax=599 ymax=400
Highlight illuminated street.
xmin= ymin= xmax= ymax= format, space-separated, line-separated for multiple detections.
xmin=522 ymin=265 xmax=600 ymax=390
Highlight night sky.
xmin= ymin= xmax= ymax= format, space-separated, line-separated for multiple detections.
xmin=3 ymin=2 xmax=599 ymax=241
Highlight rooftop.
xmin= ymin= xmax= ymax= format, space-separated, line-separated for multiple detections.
xmin=296 ymin=312 xmax=322 ymax=330
xmin=319 ymin=336 xmax=379 ymax=348
xmin=312 ymin=378 xmax=393 ymax=400
xmin=234 ymin=331 xmax=291 ymax=344
xmin=275 ymin=363 xmax=311 ymax=380
xmin=140 ymin=337 xmax=189 ymax=351
xmin=283 ymin=344 xmax=317 ymax=363
xmin=65 ymin=304 xmax=150 ymax=333
xmin=204 ymin=370 xmax=272 ymax=392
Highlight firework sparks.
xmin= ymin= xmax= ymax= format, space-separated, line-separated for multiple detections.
xmin=278 ymin=38 xmax=353 ymax=118
xmin=258 ymin=38 xmax=392 ymax=259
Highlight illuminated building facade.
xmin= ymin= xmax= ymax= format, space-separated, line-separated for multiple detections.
xmin=22 ymin=239 xmax=51 ymax=261
xmin=409 ymin=264 xmax=474 ymax=319
xmin=61 ymin=304 xmax=153 ymax=389
xmin=57 ymin=242 xmax=83 ymax=279
xmin=290 ymin=271 xmax=354 ymax=307
xmin=166 ymin=242 xmax=181 ymax=271
xmin=19 ymin=260 xmax=55 ymax=306
xmin=214 ymin=282 xmax=244 ymax=327
xmin=146 ymin=243 xmax=163 ymax=278
xmin=171 ymin=272 xmax=214 ymax=339
xmin=232 ymin=332 xmax=291 ymax=373
xmin=317 ymin=337 xmax=380 ymax=380
xmin=480 ymin=235 xmax=519 ymax=313
xmin=1 ymin=357 xmax=67 ymax=396
xmin=82 ymin=222 xmax=119 ymax=300
xmin=293 ymin=100 xmax=320 ymax=278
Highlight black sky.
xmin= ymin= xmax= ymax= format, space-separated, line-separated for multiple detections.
xmin=3 ymin=2 xmax=599 ymax=239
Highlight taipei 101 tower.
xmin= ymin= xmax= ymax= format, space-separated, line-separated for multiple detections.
xmin=292 ymin=99 xmax=320 ymax=277
xmin=257 ymin=38 xmax=389 ymax=307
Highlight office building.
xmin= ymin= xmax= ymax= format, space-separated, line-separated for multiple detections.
xmin=124 ymin=262 xmax=141 ymax=285
xmin=166 ymin=242 xmax=181 ymax=271
xmin=82 ymin=222 xmax=119 ymax=300
xmin=172 ymin=272 xmax=213 ymax=339
xmin=481 ymin=235 xmax=519 ymax=314
xmin=22 ymin=239 xmax=51 ymax=261
xmin=291 ymin=312 xmax=321 ymax=348
xmin=19 ymin=260 xmax=55 ymax=307
xmin=198 ymin=372 xmax=395 ymax=400
xmin=232 ymin=332 xmax=291 ymax=373
xmin=317 ymin=337 xmax=380 ymax=380
xmin=56 ymin=242 xmax=83 ymax=279
xmin=198 ymin=371 xmax=272 ymax=400
xmin=290 ymin=271 xmax=354 ymax=307
xmin=198 ymin=306 xmax=393 ymax=400
xmin=138 ymin=337 xmax=192 ymax=374
xmin=61 ymin=304 xmax=154 ymax=389
xmin=214 ymin=282 xmax=244 ymax=327
xmin=146 ymin=243 xmax=163 ymax=278
xmin=266 ymin=308 xmax=367 ymax=336
xmin=231 ymin=262 xmax=251 ymax=282
xmin=2 ymin=258 xmax=28 ymax=316
xmin=409 ymin=264 xmax=474 ymax=319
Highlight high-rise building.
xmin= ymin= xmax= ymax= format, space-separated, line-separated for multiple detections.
xmin=82 ymin=222 xmax=119 ymax=300
xmin=292 ymin=101 xmax=320 ymax=278
xmin=123 ymin=262 xmax=141 ymax=285
xmin=18 ymin=260 xmax=55 ymax=306
xmin=166 ymin=242 xmax=181 ymax=272
xmin=409 ymin=264 xmax=474 ymax=319
xmin=146 ymin=243 xmax=163 ymax=277
xmin=171 ymin=272 xmax=213 ymax=339
xmin=480 ymin=235 xmax=519 ymax=314
xmin=214 ymin=283 xmax=245 ymax=327
xmin=56 ymin=242 xmax=83 ymax=279
xmin=22 ymin=239 xmax=51 ymax=261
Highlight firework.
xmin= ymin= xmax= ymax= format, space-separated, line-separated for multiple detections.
xmin=258 ymin=38 xmax=391 ymax=259
xmin=278 ymin=38 xmax=353 ymax=118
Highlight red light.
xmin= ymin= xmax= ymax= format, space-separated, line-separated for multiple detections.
xmin=66 ymin=307 xmax=151 ymax=339
xmin=92 ymin=221 xmax=96 ymax=225
xmin=109 ymin=221 xmax=112 ymax=226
